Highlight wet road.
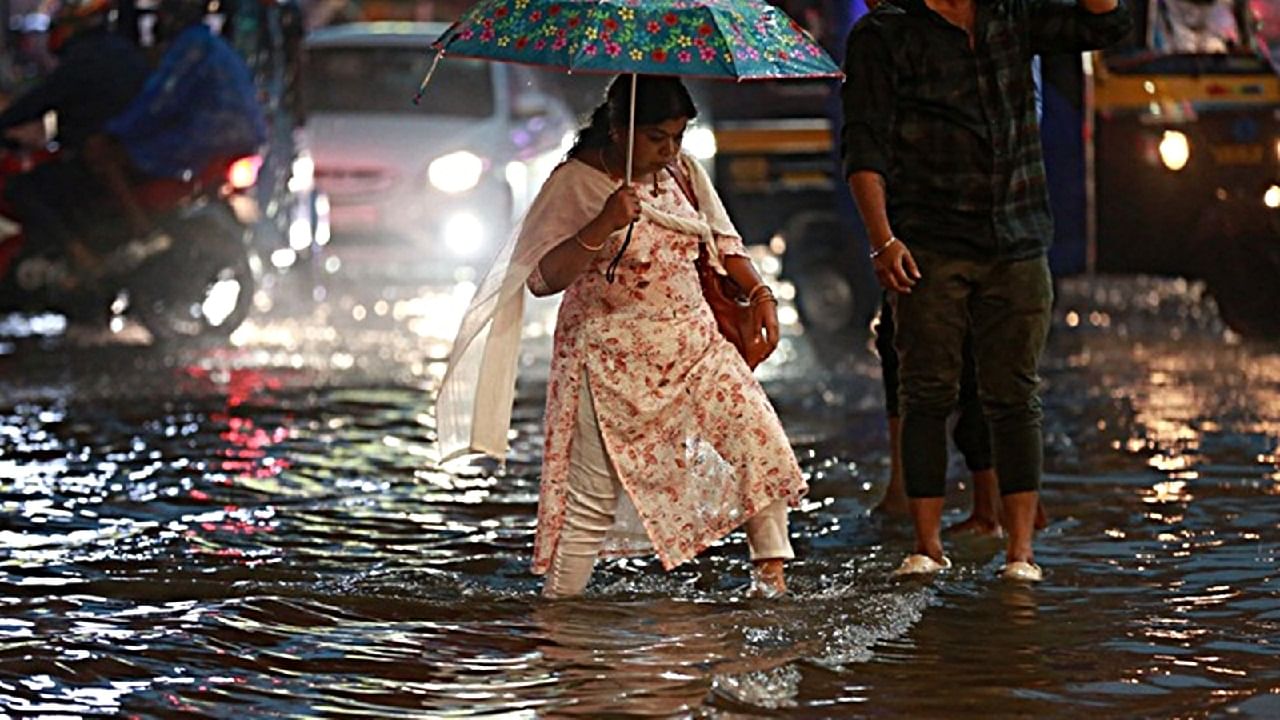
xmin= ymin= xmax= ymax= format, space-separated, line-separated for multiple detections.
xmin=1 ymin=265 xmax=1277 ymax=718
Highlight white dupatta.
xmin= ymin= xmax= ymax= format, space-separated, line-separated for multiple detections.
xmin=435 ymin=152 xmax=738 ymax=462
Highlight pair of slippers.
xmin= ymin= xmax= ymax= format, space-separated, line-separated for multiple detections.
xmin=892 ymin=553 xmax=1043 ymax=582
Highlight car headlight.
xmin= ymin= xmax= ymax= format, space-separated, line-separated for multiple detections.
xmin=443 ymin=211 xmax=486 ymax=258
xmin=428 ymin=151 xmax=484 ymax=194
xmin=683 ymin=125 xmax=717 ymax=160
xmin=1158 ymin=130 xmax=1190 ymax=172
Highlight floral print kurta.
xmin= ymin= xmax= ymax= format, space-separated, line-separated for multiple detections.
xmin=528 ymin=159 xmax=808 ymax=574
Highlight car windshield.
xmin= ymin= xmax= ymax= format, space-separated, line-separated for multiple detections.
xmin=1100 ymin=0 xmax=1276 ymax=74
xmin=306 ymin=46 xmax=495 ymax=117
xmin=1151 ymin=0 xmax=1246 ymax=54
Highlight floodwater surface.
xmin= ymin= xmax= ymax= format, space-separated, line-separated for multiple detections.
xmin=0 ymin=275 xmax=1277 ymax=718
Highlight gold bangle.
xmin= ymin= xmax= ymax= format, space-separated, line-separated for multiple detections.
xmin=747 ymin=283 xmax=774 ymax=305
xmin=574 ymin=230 xmax=606 ymax=253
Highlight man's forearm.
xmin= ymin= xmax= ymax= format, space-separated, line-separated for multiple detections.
xmin=1080 ymin=0 xmax=1119 ymax=14
xmin=848 ymin=171 xmax=894 ymax=251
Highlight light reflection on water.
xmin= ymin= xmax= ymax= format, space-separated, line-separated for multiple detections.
xmin=0 ymin=276 xmax=1277 ymax=717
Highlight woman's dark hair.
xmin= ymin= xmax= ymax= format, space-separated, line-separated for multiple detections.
xmin=570 ymin=75 xmax=698 ymax=156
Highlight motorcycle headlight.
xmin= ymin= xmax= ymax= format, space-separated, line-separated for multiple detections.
xmin=1158 ymin=130 xmax=1190 ymax=172
xmin=428 ymin=151 xmax=484 ymax=194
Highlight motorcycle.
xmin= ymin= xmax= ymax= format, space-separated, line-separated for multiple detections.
xmin=0 ymin=145 xmax=260 ymax=342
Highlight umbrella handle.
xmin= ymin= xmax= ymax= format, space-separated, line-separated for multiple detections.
xmin=624 ymin=73 xmax=636 ymax=181
xmin=605 ymin=221 xmax=634 ymax=284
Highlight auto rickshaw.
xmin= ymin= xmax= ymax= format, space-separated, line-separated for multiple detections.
xmin=1060 ymin=0 xmax=1280 ymax=336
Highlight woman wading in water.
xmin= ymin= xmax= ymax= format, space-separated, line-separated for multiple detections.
xmin=437 ymin=75 xmax=807 ymax=597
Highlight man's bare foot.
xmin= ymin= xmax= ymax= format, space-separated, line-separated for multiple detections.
xmin=876 ymin=417 xmax=909 ymax=517
xmin=945 ymin=514 xmax=1003 ymax=537
xmin=872 ymin=494 xmax=910 ymax=517
xmin=750 ymin=558 xmax=786 ymax=598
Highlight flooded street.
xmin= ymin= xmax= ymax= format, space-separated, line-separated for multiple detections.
xmin=1 ymin=268 xmax=1277 ymax=718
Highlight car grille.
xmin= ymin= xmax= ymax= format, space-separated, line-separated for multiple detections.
xmin=315 ymin=167 xmax=398 ymax=198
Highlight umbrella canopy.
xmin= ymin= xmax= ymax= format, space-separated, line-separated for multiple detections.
xmin=429 ymin=0 xmax=841 ymax=80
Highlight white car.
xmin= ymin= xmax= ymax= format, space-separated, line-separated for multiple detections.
xmin=304 ymin=22 xmax=575 ymax=278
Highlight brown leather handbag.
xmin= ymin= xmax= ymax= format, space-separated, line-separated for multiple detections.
xmin=668 ymin=161 xmax=768 ymax=370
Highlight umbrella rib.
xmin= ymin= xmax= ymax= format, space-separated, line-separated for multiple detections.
xmin=564 ymin=0 xmax=612 ymax=74
xmin=413 ymin=47 xmax=446 ymax=104
xmin=706 ymin=7 xmax=746 ymax=81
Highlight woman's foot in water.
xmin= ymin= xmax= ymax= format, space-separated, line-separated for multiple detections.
xmin=750 ymin=559 xmax=786 ymax=598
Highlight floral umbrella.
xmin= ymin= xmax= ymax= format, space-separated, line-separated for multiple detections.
xmin=427 ymin=0 xmax=840 ymax=81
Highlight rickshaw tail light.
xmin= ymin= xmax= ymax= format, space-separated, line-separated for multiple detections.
xmin=1158 ymin=130 xmax=1190 ymax=172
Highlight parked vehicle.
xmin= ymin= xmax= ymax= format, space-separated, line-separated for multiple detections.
xmin=1068 ymin=0 xmax=1280 ymax=336
xmin=303 ymin=22 xmax=576 ymax=279
xmin=0 ymin=146 xmax=260 ymax=341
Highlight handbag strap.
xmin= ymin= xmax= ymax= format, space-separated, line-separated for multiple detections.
xmin=666 ymin=157 xmax=700 ymax=213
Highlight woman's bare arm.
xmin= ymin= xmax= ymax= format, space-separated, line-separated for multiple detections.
xmin=532 ymin=184 xmax=640 ymax=296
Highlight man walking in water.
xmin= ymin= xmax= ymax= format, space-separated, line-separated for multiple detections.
xmin=841 ymin=0 xmax=1131 ymax=580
